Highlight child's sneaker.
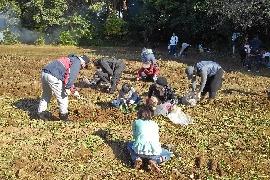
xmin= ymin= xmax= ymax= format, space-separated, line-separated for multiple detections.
xmin=148 ymin=160 xmax=161 ymax=174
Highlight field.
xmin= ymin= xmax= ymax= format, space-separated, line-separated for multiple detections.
xmin=0 ymin=45 xmax=269 ymax=179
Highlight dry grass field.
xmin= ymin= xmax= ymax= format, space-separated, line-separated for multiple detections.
xmin=0 ymin=45 xmax=269 ymax=179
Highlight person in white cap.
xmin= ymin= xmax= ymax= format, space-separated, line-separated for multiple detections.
xmin=38 ymin=54 xmax=90 ymax=121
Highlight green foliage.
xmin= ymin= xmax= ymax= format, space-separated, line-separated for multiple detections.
xmin=201 ymin=0 xmax=270 ymax=31
xmin=59 ymin=31 xmax=77 ymax=46
xmin=20 ymin=0 xmax=68 ymax=31
xmin=105 ymin=13 xmax=127 ymax=38
xmin=2 ymin=29 xmax=19 ymax=45
xmin=35 ymin=35 xmax=45 ymax=45
xmin=83 ymin=135 xmax=104 ymax=153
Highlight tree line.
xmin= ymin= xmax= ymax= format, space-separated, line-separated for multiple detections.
xmin=0 ymin=0 xmax=269 ymax=49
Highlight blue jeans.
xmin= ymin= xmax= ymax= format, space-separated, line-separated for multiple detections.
xmin=127 ymin=142 xmax=173 ymax=164
xmin=169 ymin=45 xmax=176 ymax=55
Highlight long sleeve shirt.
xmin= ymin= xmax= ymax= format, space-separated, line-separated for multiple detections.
xmin=137 ymin=64 xmax=159 ymax=79
xmin=191 ymin=61 xmax=222 ymax=93
xmin=42 ymin=56 xmax=81 ymax=89
xmin=118 ymin=87 xmax=140 ymax=103
xmin=148 ymin=84 xmax=176 ymax=104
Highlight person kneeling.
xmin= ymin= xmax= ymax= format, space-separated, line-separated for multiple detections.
xmin=127 ymin=105 xmax=173 ymax=173
xmin=136 ymin=61 xmax=159 ymax=82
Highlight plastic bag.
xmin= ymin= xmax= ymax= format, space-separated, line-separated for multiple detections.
xmin=154 ymin=102 xmax=193 ymax=125
xmin=167 ymin=107 xmax=193 ymax=125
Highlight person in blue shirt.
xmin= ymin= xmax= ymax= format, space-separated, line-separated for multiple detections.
xmin=38 ymin=54 xmax=90 ymax=121
xmin=185 ymin=60 xmax=224 ymax=100
xmin=111 ymin=83 xmax=141 ymax=113
xmin=127 ymin=105 xmax=173 ymax=173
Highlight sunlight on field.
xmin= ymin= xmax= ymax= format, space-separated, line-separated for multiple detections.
xmin=0 ymin=45 xmax=269 ymax=179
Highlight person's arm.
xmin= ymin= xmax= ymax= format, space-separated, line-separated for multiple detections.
xmin=100 ymin=60 xmax=114 ymax=76
xmin=128 ymin=89 xmax=139 ymax=104
xmin=137 ymin=68 xmax=144 ymax=80
xmin=148 ymin=84 xmax=155 ymax=98
xmin=66 ymin=58 xmax=81 ymax=89
xmin=166 ymin=86 xmax=177 ymax=104
xmin=191 ymin=75 xmax=197 ymax=92
xmin=198 ymin=68 xmax=208 ymax=93
xmin=153 ymin=66 xmax=160 ymax=75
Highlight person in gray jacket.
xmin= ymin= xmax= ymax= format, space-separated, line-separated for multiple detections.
xmin=90 ymin=57 xmax=125 ymax=93
xmin=38 ymin=54 xmax=90 ymax=121
xmin=185 ymin=60 xmax=224 ymax=100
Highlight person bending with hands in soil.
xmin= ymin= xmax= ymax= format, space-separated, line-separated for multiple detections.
xmin=127 ymin=105 xmax=173 ymax=173
xmin=89 ymin=57 xmax=125 ymax=94
xmin=185 ymin=60 xmax=224 ymax=101
xmin=38 ymin=54 xmax=90 ymax=121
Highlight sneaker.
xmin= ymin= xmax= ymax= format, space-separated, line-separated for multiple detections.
xmin=59 ymin=113 xmax=68 ymax=121
xmin=148 ymin=160 xmax=161 ymax=174
xmin=38 ymin=111 xmax=50 ymax=120
xmin=134 ymin=158 xmax=142 ymax=170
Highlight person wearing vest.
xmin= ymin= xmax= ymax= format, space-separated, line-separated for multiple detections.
xmin=185 ymin=60 xmax=224 ymax=100
xmin=38 ymin=54 xmax=90 ymax=121
xmin=92 ymin=57 xmax=125 ymax=94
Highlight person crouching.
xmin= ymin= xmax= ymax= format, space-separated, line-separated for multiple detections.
xmin=136 ymin=61 xmax=159 ymax=82
xmin=38 ymin=54 xmax=90 ymax=121
xmin=112 ymin=83 xmax=141 ymax=113
xmin=127 ymin=105 xmax=173 ymax=173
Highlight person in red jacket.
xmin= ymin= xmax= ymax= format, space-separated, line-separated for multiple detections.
xmin=136 ymin=61 xmax=159 ymax=82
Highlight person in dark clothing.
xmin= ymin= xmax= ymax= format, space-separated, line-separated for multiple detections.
xmin=38 ymin=54 xmax=90 ymax=121
xmin=247 ymin=35 xmax=262 ymax=72
xmin=147 ymin=76 xmax=177 ymax=105
xmin=90 ymin=57 xmax=125 ymax=93
xmin=185 ymin=60 xmax=224 ymax=100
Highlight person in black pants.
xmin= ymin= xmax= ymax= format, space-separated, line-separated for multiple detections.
xmin=247 ymin=35 xmax=262 ymax=72
xmin=90 ymin=57 xmax=125 ymax=93
xmin=185 ymin=60 xmax=224 ymax=100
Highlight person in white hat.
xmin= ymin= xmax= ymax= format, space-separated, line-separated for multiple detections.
xmin=38 ymin=54 xmax=90 ymax=121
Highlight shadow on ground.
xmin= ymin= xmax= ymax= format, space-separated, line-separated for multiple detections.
xmin=12 ymin=98 xmax=59 ymax=121
xmin=93 ymin=129 xmax=131 ymax=167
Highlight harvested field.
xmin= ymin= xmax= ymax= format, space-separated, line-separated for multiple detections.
xmin=0 ymin=45 xmax=269 ymax=179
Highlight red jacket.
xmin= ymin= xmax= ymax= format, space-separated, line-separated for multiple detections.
xmin=137 ymin=64 xmax=160 ymax=79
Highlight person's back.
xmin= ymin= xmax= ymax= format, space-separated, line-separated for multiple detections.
xmin=196 ymin=61 xmax=222 ymax=77
xmin=132 ymin=119 xmax=161 ymax=155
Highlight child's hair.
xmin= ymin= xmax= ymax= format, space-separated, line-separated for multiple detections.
xmin=121 ymin=83 xmax=131 ymax=94
xmin=137 ymin=105 xmax=154 ymax=120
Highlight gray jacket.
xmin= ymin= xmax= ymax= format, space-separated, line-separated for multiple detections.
xmin=192 ymin=61 xmax=222 ymax=92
